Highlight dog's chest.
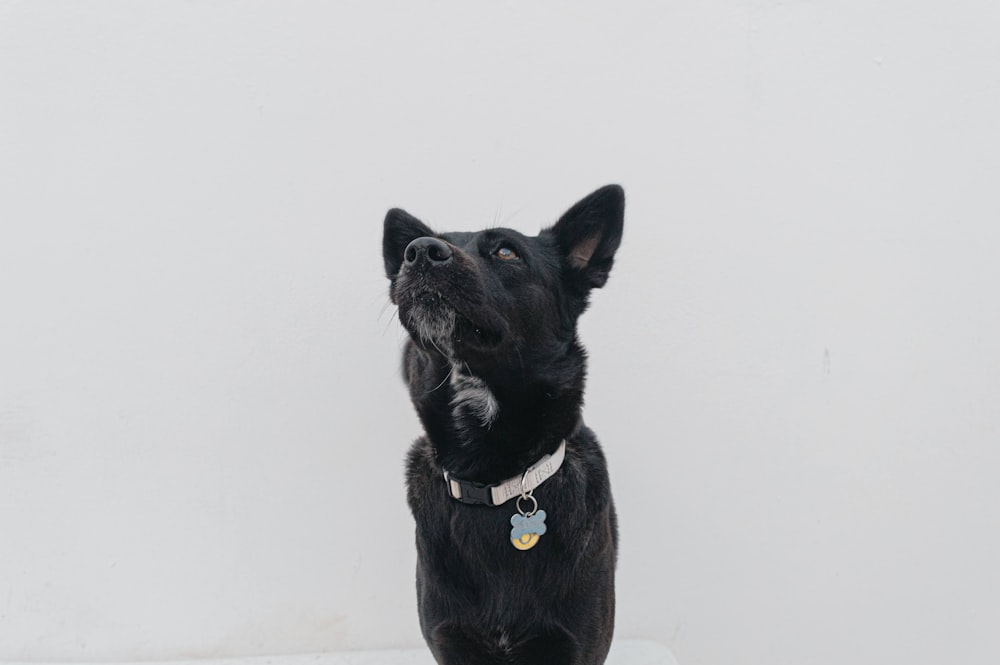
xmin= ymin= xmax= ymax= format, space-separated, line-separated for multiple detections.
xmin=448 ymin=363 xmax=499 ymax=429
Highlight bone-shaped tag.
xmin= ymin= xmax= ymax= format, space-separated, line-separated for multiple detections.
xmin=509 ymin=510 xmax=547 ymax=551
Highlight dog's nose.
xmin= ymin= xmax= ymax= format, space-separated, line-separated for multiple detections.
xmin=404 ymin=237 xmax=453 ymax=266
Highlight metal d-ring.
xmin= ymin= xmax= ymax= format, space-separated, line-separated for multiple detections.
xmin=516 ymin=493 xmax=538 ymax=517
xmin=517 ymin=469 xmax=538 ymax=516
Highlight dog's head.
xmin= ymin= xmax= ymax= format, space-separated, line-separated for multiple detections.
xmin=382 ymin=185 xmax=624 ymax=381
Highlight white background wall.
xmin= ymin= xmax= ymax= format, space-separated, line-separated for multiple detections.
xmin=2 ymin=1 xmax=998 ymax=664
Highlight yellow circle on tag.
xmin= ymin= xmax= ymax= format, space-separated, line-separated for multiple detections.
xmin=511 ymin=533 xmax=540 ymax=550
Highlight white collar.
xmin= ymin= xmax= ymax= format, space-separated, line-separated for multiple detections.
xmin=442 ymin=440 xmax=567 ymax=507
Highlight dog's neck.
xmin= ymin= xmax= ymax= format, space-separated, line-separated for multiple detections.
xmin=405 ymin=342 xmax=585 ymax=484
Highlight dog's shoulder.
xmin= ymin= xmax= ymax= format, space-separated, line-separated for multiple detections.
xmin=560 ymin=427 xmax=619 ymax=551
xmin=404 ymin=436 xmax=444 ymax=518
xmin=562 ymin=426 xmax=612 ymax=493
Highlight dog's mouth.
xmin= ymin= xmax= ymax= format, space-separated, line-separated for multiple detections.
xmin=400 ymin=292 xmax=502 ymax=355
xmin=454 ymin=315 xmax=503 ymax=348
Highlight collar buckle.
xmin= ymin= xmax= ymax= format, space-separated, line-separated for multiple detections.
xmin=449 ymin=478 xmax=496 ymax=506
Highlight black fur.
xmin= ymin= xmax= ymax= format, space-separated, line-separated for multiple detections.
xmin=382 ymin=185 xmax=624 ymax=664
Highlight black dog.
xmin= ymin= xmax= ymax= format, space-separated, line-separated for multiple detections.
xmin=382 ymin=185 xmax=623 ymax=664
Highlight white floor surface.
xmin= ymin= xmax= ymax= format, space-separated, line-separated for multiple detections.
xmin=3 ymin=640 xmax=677 ymax=665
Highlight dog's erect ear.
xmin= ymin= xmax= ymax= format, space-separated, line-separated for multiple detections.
xmin=383 ymin=208 xmax=435 ymax=278
xmin=550 ymin=184 xmax=624 ymax=289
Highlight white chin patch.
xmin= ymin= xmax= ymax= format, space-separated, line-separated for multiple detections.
xmin=407 ymin=304 xmax=457 ymax=356
xmin=450 ymin=364 xmax=499 ymax=428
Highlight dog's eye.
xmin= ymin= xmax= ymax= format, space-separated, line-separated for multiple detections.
xmin=495 ymin=246 xmax=520 ymax=261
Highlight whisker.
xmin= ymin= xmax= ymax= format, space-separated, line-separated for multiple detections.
xmin=382 ymin=310 xmax=399 ymax=336
xmin=427 ymin=335 xmax=448 ymax=358
xmin=427 ymin=362 xmax=455 ymax=394
xmin=514 ymin=343 xmax=526 ymax=384
xmin=380 ymin=301 xmax=400 ymax=336
xmin=378 ymin=298 xmax=395 ymax=322
xmin=500 ymin=206 xmax=525 ymax=227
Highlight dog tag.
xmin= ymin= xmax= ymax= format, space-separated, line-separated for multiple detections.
xmin=510 ymin=510 xmax=547 ymax=551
